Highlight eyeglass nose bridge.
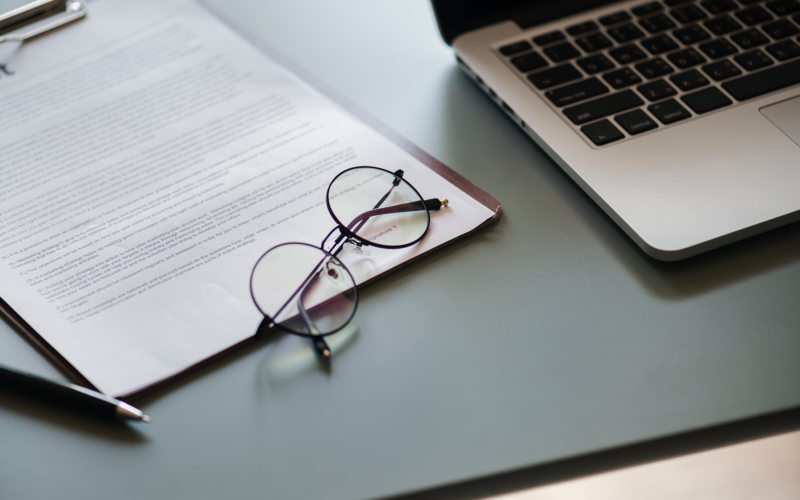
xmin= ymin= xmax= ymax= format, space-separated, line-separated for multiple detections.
xmin=337 ymin=224 xmax=356 ymax=240
xmin=336 ymin=224 xmax=373 ymax=241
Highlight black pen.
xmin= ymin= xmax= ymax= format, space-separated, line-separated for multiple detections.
xmin=0 ymin=364 xmax=150 ymax=422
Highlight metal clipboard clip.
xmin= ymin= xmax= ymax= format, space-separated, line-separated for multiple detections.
xmin=0 ymin=0 xmax=86 ymax=45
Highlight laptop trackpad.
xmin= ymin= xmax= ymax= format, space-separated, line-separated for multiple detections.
xmin=761 ymin=95 xmax=800 ymax=148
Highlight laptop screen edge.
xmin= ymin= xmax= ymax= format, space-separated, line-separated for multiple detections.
xmin=431 ymin=0 xmax=621 ymax=45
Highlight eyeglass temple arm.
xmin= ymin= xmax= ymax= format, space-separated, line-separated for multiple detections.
xmin=342 ymin=198 xmax=447 ymax=241
xmin=271 ymin=179 xmax=449 ymax=359
xmin=325 ymin=178 xmax=402 ymax=253
xmin=297 ymin=180 xmax=448 ymax=355
xmin=307 ymin=190 xmax=438 ymax=355
xmin=325 ymin=198 xmax=447 ymax=255
xmin=369 ymin=168 xmax=404 ymax=210
xmin=262 ymin=253 xmax=334 ymax=362
xmin=263 ymin=251 xmax=333 ymax=360
xmin=297 ymin=275 xmax=332 ymax=361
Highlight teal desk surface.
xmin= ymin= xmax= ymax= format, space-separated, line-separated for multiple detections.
xmin=1 ymin=1 xmax=799 ymax=499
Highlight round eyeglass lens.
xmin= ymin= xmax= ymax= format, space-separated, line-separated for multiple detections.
xmin=250 ymin=243 xmax=357 ymax=336
xmin=326 ymin=167 xmax=430 ymax=249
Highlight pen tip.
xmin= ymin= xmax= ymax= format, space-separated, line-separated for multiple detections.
xmin=116 ymin=402 xmax=151 ymax=422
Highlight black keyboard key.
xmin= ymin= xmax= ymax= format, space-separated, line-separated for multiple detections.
xmin=603 ymin=67 xmax=644 ymax=88
xmin=601 ymin=11 xmax=633 ymax=26
xmin=701 ymin=0 xmax=738 ymax=15
xmin=638 ymin=79 xmax=679 ymax=100
xmin=762 ymin=20 xmax=800 ymax=39
xmin=734 ymin=49 xmax=774 ymax=70
xmin=563 ymin=89 xmax=644 ymax=124
xmin=576 ymin=33 xmax=614 ymax=53
xmin=528 ymin=64 xmax=583 ymax=89
xmin=699 ymin=38 xmax=739 ymax=58
xmin=665 ymin=0 xmax=692 ymax=6
xmin=510 ymin=52 xmax=549 ymax=72
xmin=738 ymin=0 xmax=762 ymax=4
xmin=615 ymin=109 xmax=659 ymax=134
xmin=545 ymin=78 xmax=610 ymax=106
xmin=670 ymin=69 xmax=711 ymax=90
xmin=766 ymin=39 xmax=800 ymax=60
xmin=736 ymin=6 xmax=773 ymax=26
xmin=500 ymin=41 xmax=533 ymax=56
xmin=704 ymin=15 xmax=742 ymax=35
xmin=633 ymin=2 xmax=664 ymax=16
xmin=765 ymin=0 xmax=800 ymax=15
xmin=731 ymin=29 xmax=770 ymax=48
xmin=636 ymin=57 xmax=676 ymax=78
xmin=609 ymin=44 xmax=648 ymax=64
xmin=642 ymin=34 xmax=680 ymax=54
xmin=544 ymin=42 xmax=581 ymax=62
xmin=581 ymin=119 xmax=625 ymax=145
xmin=671 ymin=4 xmax=708 ymax=23
xmin=681 ymin=86 xmax=732 ymax=112
xmin=703 ymin=59 xmax=743 ymax=79
xmin=608 ymin=23 xmax=646 ymax=43
xmin=534 ymin=31 xmax=566 ymax=46
xmin=567 ymin=21 xmax=599 ymax=36
xmin=673 ymin=25 xmax=712 ymax=44
xmin=641 ymin=13 xmax=678 ymax=33
xmin=577 ymin=54 xmax=616 ymax=73
xmin=722 ymin=58 xmax=800 ymax=98
xmin=668 ymin=48 xmax=708 ymax=68
xmin=649 ymin=98 xmax=691 ymax=123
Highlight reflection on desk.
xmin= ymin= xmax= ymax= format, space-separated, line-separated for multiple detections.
xmin=494 ymin=430 xmax=800 ymax=500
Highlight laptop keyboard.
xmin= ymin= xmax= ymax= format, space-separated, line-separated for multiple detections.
xmin=493 ymin=0 xmax=800 ymax=146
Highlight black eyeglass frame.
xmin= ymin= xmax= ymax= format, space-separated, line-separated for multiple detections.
xmin=249 ymin=241 xmax=358 ymax=338
xmin=324 ymin=166 xmax=432 ymax=251
xmin=250 ymin=165 xmax=447 ymax=358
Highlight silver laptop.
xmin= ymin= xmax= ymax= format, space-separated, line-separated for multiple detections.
xmin=432 ymin=0 xmax=800 ymax=260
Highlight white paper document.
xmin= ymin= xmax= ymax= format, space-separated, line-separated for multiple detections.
xmin=0 ymin=0 xmax=495 ymax=396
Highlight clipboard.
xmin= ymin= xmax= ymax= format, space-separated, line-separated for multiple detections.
xmin=0 ymin=0 xmax=86 ymax=44
xmin=0 ymin=0 xmax=501 ymax=400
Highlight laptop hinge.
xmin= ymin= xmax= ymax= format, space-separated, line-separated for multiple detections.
xmin=512 ymin=0 xmax=619 ymax=30
xmin=431 ymin=0 xmax=620 ymax=45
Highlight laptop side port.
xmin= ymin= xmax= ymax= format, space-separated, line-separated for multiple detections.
xmin=456 ymin=55 xmax=526 ymax=130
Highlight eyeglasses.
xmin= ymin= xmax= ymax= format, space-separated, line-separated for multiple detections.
xmin=250 ymin=166 xmax=448 ymax=360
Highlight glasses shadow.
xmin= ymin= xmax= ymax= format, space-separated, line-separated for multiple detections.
xmin=255 ymin=322 xmax=359 ymax=393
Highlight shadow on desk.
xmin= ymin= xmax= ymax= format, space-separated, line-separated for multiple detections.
xmin=0 ymin=389 xmax=149 ymax=443
xmin=630 ymin=220 xmax=800 ymax=300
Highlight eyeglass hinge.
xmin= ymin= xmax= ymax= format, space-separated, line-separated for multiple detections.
xmin=392 ymin=169 xmax=404 ymax=186
xmin=347 ymin=237 xmax=370 ymax=247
